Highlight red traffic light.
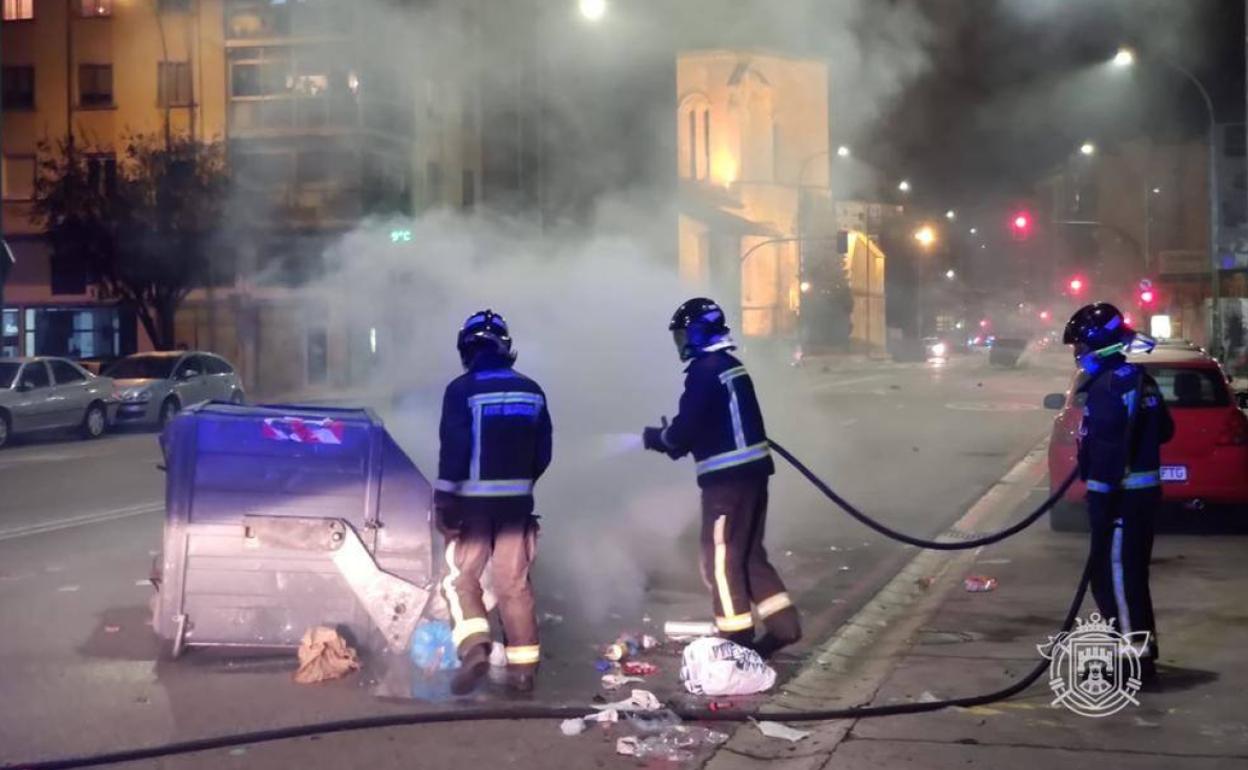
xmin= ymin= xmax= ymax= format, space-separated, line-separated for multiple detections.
xmin=1009 ymin=210 xmax=1033 ymax=241
xmin=1139 ymin=289 xmax=1155 ymax=304
xmin=1068 ymin=276 xmax=1085 ymax=294
xmin=1039 ymin=310 xmax=1052 ymax=321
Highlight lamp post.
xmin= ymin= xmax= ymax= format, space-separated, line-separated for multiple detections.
xmin=1113 ymin=46 xmax=1222 ymax=357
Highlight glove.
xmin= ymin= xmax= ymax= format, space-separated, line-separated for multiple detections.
xmin=642 ymin=416 xmax=669 ymax=453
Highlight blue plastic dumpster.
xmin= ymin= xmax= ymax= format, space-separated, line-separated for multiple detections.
xmin=152 ymin=402 xmax=434 ymax=658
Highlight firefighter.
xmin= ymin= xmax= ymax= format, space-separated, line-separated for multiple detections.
xmin=642 ymin=298 xmax=801 ymax=657
xmin=436 ymin=310 xmax=553 ymax=695
xmin=1063 ymin=302 xmax=1173 ymax=686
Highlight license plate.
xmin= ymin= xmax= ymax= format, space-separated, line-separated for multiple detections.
xmin=1160 ymin=465 xmax=1188 ymax=482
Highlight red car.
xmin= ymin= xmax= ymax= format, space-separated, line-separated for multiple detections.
xmin=1045 ymin=347 xmax=1248 ymax=531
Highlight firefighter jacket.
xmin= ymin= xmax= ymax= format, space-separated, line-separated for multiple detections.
xmin=1077 ymin=358 xmax=1175 ymax=494
xmin=659 ymin=350 xmax=775 ymax=487
xmin=435 ymin=353 xmax=553 ymax=503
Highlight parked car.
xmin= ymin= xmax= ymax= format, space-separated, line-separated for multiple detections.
xmin=0 ymin=357 xmax=117 ymax=449
xmin=104 ymin=351 xmax=245 ymax=428
xmin=1044 ymin=347 xmax=1248 ymax=531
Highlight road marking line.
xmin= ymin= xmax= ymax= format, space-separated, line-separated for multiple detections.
xmin=0 ymin=502 xmax=163 ymax=542
xmin=814 ymin=374 xmax=888 ymax=391
xmin=57 ymin=585 xmax=80 ymax=592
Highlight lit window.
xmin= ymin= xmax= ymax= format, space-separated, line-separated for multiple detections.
xmin=3 ymin=0 xmax=33 ymax=20
xmin=158 ymin=61 xmax=193 ymax=107
xmin=80 ymin=0 xmax=112 ymax=17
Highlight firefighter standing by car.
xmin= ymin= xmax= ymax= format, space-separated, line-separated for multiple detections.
xmin=436 ymin=310 xmax=553 ymax=695
xmin=1063 ymin=302 xmax=1173 ymax=686
xmin=642 ymin=298 xmax=801 ymax=658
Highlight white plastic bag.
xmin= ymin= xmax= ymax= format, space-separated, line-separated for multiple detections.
xmin=679 ymin=637 xmax=776 ymax=696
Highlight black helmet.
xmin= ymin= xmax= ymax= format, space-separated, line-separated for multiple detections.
xmin=669 ymin=297 xmax=733 ymax=361
xmin=1062 ymin=302 xmax=1131 ymax=354
xmin=456 ymin=309 xmax=514 ymax=368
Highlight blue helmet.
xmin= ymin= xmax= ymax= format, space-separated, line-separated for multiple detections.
xmin=669 ymin=297 xmax=734 ymax=361
xmin=1062 ymin=302 xmax=1131 ymax=354
xmin=457 ymin=309 xmax=514 ymax=368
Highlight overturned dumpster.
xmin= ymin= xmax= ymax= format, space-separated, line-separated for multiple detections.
xmin=152 ymin=403 xmax=434 ymax=659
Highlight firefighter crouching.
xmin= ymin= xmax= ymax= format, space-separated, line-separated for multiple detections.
xmin=436 ymin=310 xmax=553 ymax=695
xmin=1063 ymin=302 xmax=1173 ymax=688
xmin=642 ymin=298 xmax=801 ymax=658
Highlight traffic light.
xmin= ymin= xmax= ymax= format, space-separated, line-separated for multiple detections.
xmin=1137 ymin=279 xmax=1157 ymax=308
xmin=1009 ymin=210 xmax=1032 ymax=241
xmin=1067 ymin=276 xmax=1085 ymax=295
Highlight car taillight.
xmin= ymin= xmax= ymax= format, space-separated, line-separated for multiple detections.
xmin=1216 ymin=411 xmax=1248 ymax=446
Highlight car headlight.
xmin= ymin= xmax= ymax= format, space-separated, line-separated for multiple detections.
xmin=930 ymin=342 xmax=948 ymax=357
xmin=123 ymin=389 xmax=153 ymax=403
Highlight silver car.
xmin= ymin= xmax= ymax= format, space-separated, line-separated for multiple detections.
xmin=105 ymin=351 xmax=245 ymax=428
xmin=0 ymin=357 xmax=117 ymax=449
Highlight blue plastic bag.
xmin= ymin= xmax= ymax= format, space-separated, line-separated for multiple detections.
xmin=409 ymin=620 xmax=460 ymax=672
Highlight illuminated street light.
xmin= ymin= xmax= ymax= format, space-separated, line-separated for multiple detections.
xmin=1080 ymin=142 xmax=1096 ymax=156
xmin=969 ymin=227 xmax=978 ymax=235
xmin=898 ymin=179 xmax=912 ymax=193
xmin=836 ymin=145 xmax=851 ymax=158
xmin=1152 ymin=187 xmax=1161 ymax=195
xmin=1112 ymin=47 xmax=1136 ymax=67
xmin=578 ymin=0 xmax=606 ymax=21
xmin=914 ymin=225 xmax=936 ymax=247
xmin=945 ymin=269 xmax=956 ymax=280
xmin=799 ymin=281 xmax=812 ymax=293
xmin=945 ymin=209 xmax=956 ymax=221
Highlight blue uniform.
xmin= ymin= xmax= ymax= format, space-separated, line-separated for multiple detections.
xmin=434 ymin=352 xmax=552 ymax=670
xmin=1077 ymin=358 xmax=1173 ymax=660
xmin=658 ymin=351 xmax=775 ymax=486
xmin=652 ymin=350 xmax=798 ymax=650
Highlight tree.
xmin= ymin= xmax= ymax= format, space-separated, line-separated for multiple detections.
xmin=31 ymin=133 xmax=228 ymax=350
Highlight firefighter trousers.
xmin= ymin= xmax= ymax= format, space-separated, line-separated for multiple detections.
xmin=1087 ymin=488 xmax=1160 ymax=659
xmin=700 ymin=476 xmax=801 ymax=645
xmin=437 ymin=497 xmax=541 ymax=670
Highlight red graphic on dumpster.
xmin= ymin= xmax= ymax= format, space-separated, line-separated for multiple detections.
xmin=262 ymin=417 xmax=345 ymax=445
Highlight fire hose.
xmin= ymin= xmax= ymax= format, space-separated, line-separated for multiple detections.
xmin=9 ymin=445 xmax=1091 ymax=770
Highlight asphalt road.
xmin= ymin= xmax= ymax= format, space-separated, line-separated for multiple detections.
xmin=0 ymin=349 xmax=1074 ymax=766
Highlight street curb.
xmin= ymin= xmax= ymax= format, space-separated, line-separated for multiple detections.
xmin=703 ymin=439 xmax=1052 ymax=767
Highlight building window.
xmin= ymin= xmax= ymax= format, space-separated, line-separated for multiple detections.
xmin=78 ymin=64 xmax=114 ymax=108
xmin=462 ymin=170 xmax=475 ymax=209
xmin=2 ymin=308 xmax=18 ymax=357
xmin=2 ymin=155 xmax=36 ymax=201
xmin=158 ymin=61 xmax=193 ymax=107
xmin=2 ymin=67 xmax=35 ymax=110
xmin=3 ymin=0 xmax=33 ymax=21
xmin=79 ymin=0 xmax=112 ymax=17
xmin=86 ymin=153 xmax=117 ymax=195
xmin=678 ymin=95 xmax=711 ymax=182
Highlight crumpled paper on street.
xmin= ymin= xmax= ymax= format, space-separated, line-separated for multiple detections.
xmin=559 ymin=708 xmax=619 ymax=736
xmin=751 ymin=719 xmax=810 ymax=743
xmin=294 ymin=626 xmax=360 ymax=684
xmin=592 ymin=688 xmax=662 ymax=712
xmin=601 ymin=673 xmax=644 ymax=691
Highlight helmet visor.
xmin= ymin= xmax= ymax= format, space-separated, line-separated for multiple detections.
xmin=672 ymin=329 xmax=689 ymax=359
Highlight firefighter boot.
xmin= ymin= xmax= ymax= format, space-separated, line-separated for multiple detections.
xmin=451 ymin=643 xmax=491 ymax=695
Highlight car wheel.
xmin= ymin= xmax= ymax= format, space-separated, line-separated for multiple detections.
xmin=1049 ymin=501 xmax=1089 ymax=532
xmin=81 ymin=402 xmax=107 ymax=440
xmin=0 ymin=411 xmax=10 ymax=450
xmin=159 ymin=398 xmax=181 ymax=429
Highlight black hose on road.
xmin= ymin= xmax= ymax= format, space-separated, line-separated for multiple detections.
xmin=769 ymin=439 xmax=1079 ymax=550
xmin=7 ymin=444 xmax=1091 ymax=770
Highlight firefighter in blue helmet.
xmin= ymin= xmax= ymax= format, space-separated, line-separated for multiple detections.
xmin=1063 ymin=302 xmax=1173 ymax=688
xmin=642 ymin=298 xmax=801 ymax=657
xmin=436 ymin=310 xmax=553 ymax=695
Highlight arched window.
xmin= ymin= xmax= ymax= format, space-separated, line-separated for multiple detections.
xmin=678 ymin=93 xmax=710 ymax=181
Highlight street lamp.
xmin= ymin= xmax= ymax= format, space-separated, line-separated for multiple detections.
xmin=1110 ymin=44 xmax=1223 ymax=356
xmin=969 ymin=227 xmax=977 ymax=235
xmin=914 ymin=225 xmax=936 ymax=247
xmin=578 ymin=0 xmax=606 ymax=21
xmin=945 ymin=269 xmax=956 ymax=280
xmin=836 ymin=145 xmax=851 ymax=158
xmin=898 ymin=179 xmax=912 ymax=193
xmin=1080 ymin=141 xmax=1096 ymax=156
xmin=945 ymin=209 xmax=956 ymax=221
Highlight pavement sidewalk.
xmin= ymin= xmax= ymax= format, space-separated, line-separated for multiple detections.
xmin=705 ymin=462 xmax=1248 ymax=769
